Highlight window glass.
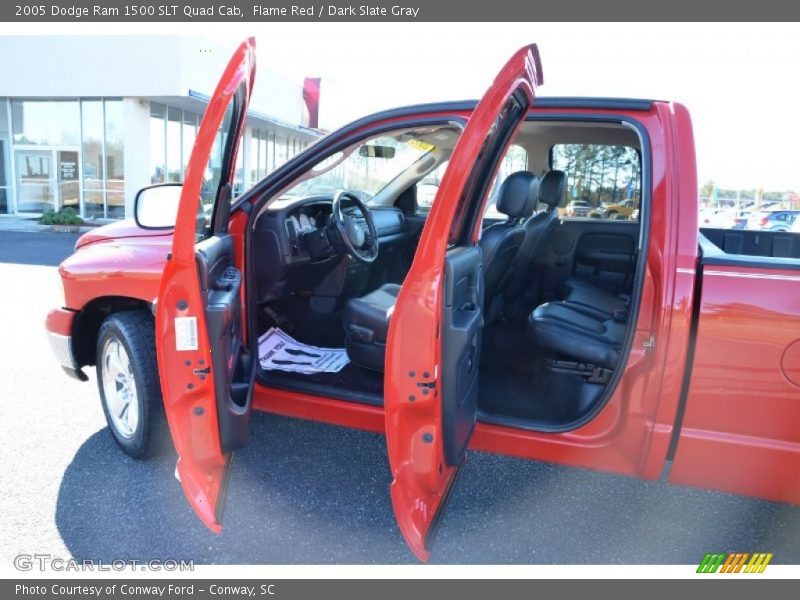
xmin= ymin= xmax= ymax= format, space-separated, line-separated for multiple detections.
xmin=182 ymin=111 xmax=197 ymax=178
xmin=279 ymin=133 xmax=433 ymax=201
xmin=195 ymin=84 xmax=239 ymax=240
xmin=551 ymin=144 xmax=641 ymax=221
xmin=258 ymin=131 xmax=270 ymax=179
xmin=104 ymin=100 xmax=125 ymax=218
xmin=166 ymin=107 xmax=182 ymax=183
xmin=11 ymin=100 xmax=79 ymax=146
xmin=80 ymin=100 xmax=104 ymax=218
xmin=0 ymin=140 xmax=7 ymax=214
xmin=415 ymin=160 xmax=449 ymax=213
xmin=249 ymin=129 xmax=259 ymax=183
xmin=0 ymin=101 xmax=7 ymax=214
xmin=234 ymin=134 xmax=245 ymax=196
xmin=275 ymin=135 xmax=288 ymax=168
xmin=149 ymin=103 xmax=166 ymax=184
xmin=483 ymin=144 xmax=529 ymax=219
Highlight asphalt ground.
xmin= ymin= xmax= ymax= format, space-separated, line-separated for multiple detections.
xmin=1 ymin=230 xmax=799 ymax=565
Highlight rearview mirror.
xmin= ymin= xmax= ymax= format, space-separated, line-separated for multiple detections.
xmin=134 ymin=183 xmax=182 ymax=229
xmin=358 ymin=144 xmax=396 ymax=159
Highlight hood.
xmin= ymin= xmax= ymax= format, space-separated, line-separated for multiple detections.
xmin=75 ymin=219 xmax=173 ymax=249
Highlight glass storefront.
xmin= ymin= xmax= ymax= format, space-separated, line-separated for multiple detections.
xmin=0 ymin=99 xmax=9 ymax=214
xmin=1 ymin=97 xmax=316 ymax=219
xmin=149 ymin=102 xmax=201 ymax=186
xmin=5 ymin=98 xmax=125 ymax=218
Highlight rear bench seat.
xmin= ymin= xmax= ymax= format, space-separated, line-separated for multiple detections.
xmin=561 ymin=277 xmax=629 ymax=320
xmin=527 ymin=277 xmax=631 ymax=373
xmin=528 ymin=301 xmax=625 ymax=370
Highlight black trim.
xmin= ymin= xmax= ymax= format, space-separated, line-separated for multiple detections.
xmin=535 ymin=97 xmax=653 ymax=111
xmin=61 ymin=365 xmax=89 ymax=382
xmin=257 ymin=373 xmax=383 ymax=407
xmin=477 ymin=112 xmax=653 ymax=434
xmin=666 ymin=254 xmax=704 ymax=462
xmin=423 ymin=457 xmax=465 ymax=553
xmin=213 ymin=454 xmax=235 ymax=525
xmin=699 ymin=230 xmax=800 ymax=271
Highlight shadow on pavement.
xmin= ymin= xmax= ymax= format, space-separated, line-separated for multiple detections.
xmin=0 ymin=231 xmax=80 ymax=267
xmin=56 ymin=412 xmax=800 ymax=565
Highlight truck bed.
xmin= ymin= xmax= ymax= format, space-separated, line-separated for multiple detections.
xmin=700 ymin=227 xmax=800 ymax=268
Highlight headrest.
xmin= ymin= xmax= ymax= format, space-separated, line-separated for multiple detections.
xmin=539 ymin=170 xmax=567 ymax=208
xmin=496 ymin=171 xmax=539 ymax=219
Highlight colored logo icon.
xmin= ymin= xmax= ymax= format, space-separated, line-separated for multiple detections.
xmin=697 ymin=552 xmax=773 ymax=573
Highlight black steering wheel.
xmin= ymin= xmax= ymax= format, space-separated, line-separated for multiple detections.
xmin=330 ymin=191 xmax=379 ymax=264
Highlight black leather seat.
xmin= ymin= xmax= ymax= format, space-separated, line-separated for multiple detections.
xmin=505 ymin=170 xmax=567 ymax=301
xmin=479 ymin=171 xmax=539 ymax=321
xmin=342 ymin=283 xmax=400 ymax=371
xmin=528 ymin=301 xmax=625 ymax=370
xmin=561 ymin=277 xmax=630 ymax=320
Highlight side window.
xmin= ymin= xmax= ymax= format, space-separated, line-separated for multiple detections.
xmin=551 ymin=144 xmax=641 ymax=222
xmin=195 ymin=83 xmax=241 ymax=240
xmin=483 ymin=144 xmax=528 ymax=220
xmin=415 ymin=160 xmax=449 ymax=214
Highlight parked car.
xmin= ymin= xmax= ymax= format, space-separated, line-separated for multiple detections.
xmin=45 ymin=39 xmax=800 ymax=562
xmin=721 ymin=208 xmax=751 ymax=229
xmin=602 ymin=199 xmax=637 ymax=218
xmin=565 ymin=199 xmax=592 ymax=217
xmin=747 ymin=210 xmax=800 ymax=231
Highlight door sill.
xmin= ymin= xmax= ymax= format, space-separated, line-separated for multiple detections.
xmin=476 ymin=408 xmax=573 ymax=433
xmin=255 ymin=369 xmax=384 ymax=407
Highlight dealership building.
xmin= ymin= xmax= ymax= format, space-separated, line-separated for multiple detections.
xmin=0 ymin=36 xmax=322 ymax=221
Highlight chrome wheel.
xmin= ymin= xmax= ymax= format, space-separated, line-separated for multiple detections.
xmin=101 ymin=338 xmax=140 ymax=439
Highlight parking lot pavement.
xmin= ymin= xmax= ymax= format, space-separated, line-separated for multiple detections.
xmin=2 ymin=229 xmax=800 ymax=566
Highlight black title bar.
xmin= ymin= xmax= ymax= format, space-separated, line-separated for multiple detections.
xmin=4 ymin=0 xmax=800 ymax=21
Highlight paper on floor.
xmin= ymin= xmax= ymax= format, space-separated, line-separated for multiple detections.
xmin=258 ymin=327 xmax=349 ymax=374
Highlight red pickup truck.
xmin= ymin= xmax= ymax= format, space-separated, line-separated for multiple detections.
xmin=45 ymin=39 xmax=800 ymax=561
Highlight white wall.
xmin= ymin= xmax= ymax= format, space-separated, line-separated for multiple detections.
xmin=0 ymin=36 xmax=307 ymax=125
xmin=122 ymin=98 xmax=151 ymax=215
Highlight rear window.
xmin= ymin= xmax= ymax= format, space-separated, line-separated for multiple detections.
xmin=550 ymin=144 xmax=641 ymax=222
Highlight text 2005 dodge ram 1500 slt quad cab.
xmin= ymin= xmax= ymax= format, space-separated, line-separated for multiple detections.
xmin=45 ymin=39 xmax=800 ymax=560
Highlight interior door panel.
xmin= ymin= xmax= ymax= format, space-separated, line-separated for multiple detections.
xmin=441 ymin=246 xmax=484 ymax=466
xmin=195 ymin=235 xmax=255 ymax=453
xmin=541 ymin=220 xmax=640 ymax=295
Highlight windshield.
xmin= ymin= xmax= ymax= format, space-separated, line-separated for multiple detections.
xmin=279 ymin=134 xmax=435 ymax=201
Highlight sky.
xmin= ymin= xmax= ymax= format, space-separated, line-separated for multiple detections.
xmin=3 ymin=22 xmax=799 ymax=192
xmin=242 ymin=22 xmax=800 ymax=192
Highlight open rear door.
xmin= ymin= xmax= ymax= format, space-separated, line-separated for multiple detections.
xmin=384 ymin=45 xmax=543 ymax=561
xmin=156 ymin=39 xmax=256 ymax=532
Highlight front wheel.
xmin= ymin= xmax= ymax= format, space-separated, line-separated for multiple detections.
xmin=96 ymin=310 xmax=169 ymax=459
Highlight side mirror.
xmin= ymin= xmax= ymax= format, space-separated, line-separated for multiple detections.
xmin=134 ymin=183 xmax=182 ymax=229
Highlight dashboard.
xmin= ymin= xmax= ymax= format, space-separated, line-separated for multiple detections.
xmin=286 ymin=205 xmax=329 ymax=238
xmin=252 ymin=195 xmax=410 ymax=304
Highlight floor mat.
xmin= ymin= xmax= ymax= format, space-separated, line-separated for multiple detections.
xmin=258 ymin=327 xmax=349 ymax=374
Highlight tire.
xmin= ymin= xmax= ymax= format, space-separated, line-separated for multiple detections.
xmin=95 ymin=310 xmax=169 ymax=459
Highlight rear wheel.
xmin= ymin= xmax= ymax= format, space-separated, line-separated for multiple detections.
xmin=96 ymin=310 xmax=168 ymax=459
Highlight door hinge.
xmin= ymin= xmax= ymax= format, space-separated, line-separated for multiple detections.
xmin=643 ymin=336 xmax=656 ymax=351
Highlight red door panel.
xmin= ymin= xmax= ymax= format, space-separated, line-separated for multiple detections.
xmin=156 ymin=38 xmax=255 ymax=531
xmin=384 ymin=45 xmax=543 ymax=561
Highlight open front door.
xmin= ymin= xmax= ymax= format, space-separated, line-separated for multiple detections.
xmin=156 ymin=39 xmax=256 ymax=532
xmin=385 ymin=45 xmax=543 ymax=560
